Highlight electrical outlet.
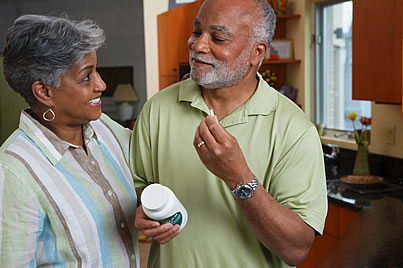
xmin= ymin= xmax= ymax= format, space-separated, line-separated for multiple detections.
xmin=386 ymin=125 xmax=396 ymax=145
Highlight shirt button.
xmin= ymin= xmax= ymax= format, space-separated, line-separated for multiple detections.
xmin=121 ymin=222 xmax=125 ymax=228
xmin=131 ymin=254 xmax=135 ymax=261
xmin=107 ymin=190 xmax=113 ymax=196
xmin=91 ymin=160 xmax=96 ymax=165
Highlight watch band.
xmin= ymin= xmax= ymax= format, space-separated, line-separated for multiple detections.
xmin=231 ymin=177 xmax=259 ymax=199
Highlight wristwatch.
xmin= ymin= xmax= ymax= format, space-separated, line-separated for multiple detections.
xmin=231 ymin=177 xmax=259 ymax=199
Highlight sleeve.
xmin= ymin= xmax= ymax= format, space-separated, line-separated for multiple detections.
xmin=100 ymin=113 xmax=132 ymax=162
xmin=0 ymin=166 xmax=43 ymax=267
xmin=129 ymin=103 xmax=155 ymax=189
xmin=270 ymin=126 xmax=328 ymax=235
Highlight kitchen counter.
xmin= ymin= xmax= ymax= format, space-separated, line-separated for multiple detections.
xmin=320 ymin=179 xmax=403 ymax=267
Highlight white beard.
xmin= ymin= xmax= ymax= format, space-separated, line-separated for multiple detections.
xmin=189 ymin=46 xmax=251 ymax=89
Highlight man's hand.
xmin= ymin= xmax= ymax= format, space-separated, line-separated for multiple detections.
xmin=193 ymin=115 xmax=254 ymax=187
xmin=135 ymin=205 xmax=180 ymax=244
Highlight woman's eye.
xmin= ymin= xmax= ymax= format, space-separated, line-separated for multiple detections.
xmin=192 ymin=31 xmax=201 ymax=37
xmin=83 ymin=74 xmax=91 ymax=81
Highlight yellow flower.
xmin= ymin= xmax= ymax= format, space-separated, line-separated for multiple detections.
xmin=348 ymin=112 xmax=357 ymax=121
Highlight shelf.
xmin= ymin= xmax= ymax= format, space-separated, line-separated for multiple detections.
xmin=262 ymin=59 xmax=301 ymax=64
xmin=276 ymin=14 xmax=301 ymax=20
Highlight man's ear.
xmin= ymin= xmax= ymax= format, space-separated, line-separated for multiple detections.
xmin=251 ymin=42 xmax=268 ymax=66
xmin=32 ymin=81 xmax=54 ymax=107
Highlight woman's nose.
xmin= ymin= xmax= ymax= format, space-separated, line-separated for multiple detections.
xmin=94 ymin=72 xmax=106 ymax=92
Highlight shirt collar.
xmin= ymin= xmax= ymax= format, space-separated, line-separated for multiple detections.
xmin=19 ymin=110 xmax=96 ymax=165
xmin=177 ymin=73 xmax=278 ymax=127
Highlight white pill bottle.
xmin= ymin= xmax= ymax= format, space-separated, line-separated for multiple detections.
xmin=141 ymin=184 xmax=188 ymax=231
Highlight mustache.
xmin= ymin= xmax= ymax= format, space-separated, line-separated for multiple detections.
xmin=189 ymin=52 xmax=215 ymax=67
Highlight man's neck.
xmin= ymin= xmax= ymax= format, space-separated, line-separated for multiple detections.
xmin=201 ymin=71 xmax=259 ymax=121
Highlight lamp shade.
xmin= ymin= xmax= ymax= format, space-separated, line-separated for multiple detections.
xmin=112 ymin=83 xmax=138 ymax=103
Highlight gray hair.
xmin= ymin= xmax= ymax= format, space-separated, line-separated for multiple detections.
xmin=252 ymin=0 xmax=276 ymax=45
xmin=2 ymin=14 xmax=105 ymax=107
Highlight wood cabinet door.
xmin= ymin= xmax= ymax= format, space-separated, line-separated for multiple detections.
xmin=298 ymin=234 xmax=339 ymax=268
xmin=157 ymin=1 xmax=203 ymax=89
xmin=352 ymin=0 xmax=403 ymax=104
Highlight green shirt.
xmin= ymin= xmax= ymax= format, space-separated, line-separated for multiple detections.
xmin=130 ymin=75 xmax=327 ymax=268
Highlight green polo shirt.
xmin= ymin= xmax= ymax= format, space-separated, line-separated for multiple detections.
xmin=130 ymin=75 xmax=327 ymax=268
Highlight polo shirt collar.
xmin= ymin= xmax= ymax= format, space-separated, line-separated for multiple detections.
xmin=19 ymin=110 xmax=97 ymax=165
xmin=178 ymin=73 xmax=277 ymax=127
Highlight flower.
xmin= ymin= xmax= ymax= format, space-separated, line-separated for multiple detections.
xmin=347 ymin=112 xmax=371 ymax=144
xmin=260 ymin=69 xmax=277 ymax=87
xmin=348 ymin=112 xmax=357 ymax=121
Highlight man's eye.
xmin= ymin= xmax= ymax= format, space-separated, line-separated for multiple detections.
xmin=192 ymin=31 xmax=201 ymax=37
xmin=213 ymin=37 xmax=225 ymax=43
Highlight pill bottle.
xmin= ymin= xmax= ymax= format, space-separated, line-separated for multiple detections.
xmin=141 ymin=184 xmax=188 ymax=231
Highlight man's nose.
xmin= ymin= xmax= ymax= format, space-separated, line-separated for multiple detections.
xmin=189 ymin=34 xmax=210 ymax=53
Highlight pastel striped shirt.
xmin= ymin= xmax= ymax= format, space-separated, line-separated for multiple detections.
xmin=0 ymin=111 xmax=139 ymax=268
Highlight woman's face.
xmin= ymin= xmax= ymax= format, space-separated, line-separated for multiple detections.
xmin=50 ymin=52 xmax=106 ymax=126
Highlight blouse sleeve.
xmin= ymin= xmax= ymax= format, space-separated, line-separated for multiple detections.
xmin=0 ymin=166 xmax=43 ymax=267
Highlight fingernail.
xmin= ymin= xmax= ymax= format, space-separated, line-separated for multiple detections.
xmin=173 ymin=226 xmax=179 ymax=232
xmin=152 ymin=223 xmax=159 ymax=227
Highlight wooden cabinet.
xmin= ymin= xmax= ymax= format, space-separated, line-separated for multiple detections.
xmin=259 ymin=14 xmax=301 ymax=89
xmin=157 ymin=1 xmax=203 ymax=90
xmin=352 ymin=0 xmax=403 ymax=112
xmin=298 ymin=203 xmax=359 ymax=268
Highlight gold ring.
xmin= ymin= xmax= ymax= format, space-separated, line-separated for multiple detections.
xmin=197 ymin=141 xmax=205 ymax=148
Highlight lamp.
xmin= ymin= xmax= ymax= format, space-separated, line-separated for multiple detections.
xmin=112 ymin=83 xmax=138 ymax=121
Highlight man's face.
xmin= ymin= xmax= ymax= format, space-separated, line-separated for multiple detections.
xmin=187 ymin=0 xmax=257 ymax=89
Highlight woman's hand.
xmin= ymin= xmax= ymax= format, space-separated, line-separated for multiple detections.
xmin=135 ymin=205 xmax=180 ymax=244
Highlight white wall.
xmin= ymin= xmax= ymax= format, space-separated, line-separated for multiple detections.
xmin=143 ymin=0 xmax=169 ymax=100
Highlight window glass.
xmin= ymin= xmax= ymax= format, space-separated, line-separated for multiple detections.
xmin=315 ymin=0 xmax=371 ymax=131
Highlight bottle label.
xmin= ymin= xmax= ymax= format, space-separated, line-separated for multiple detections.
xmin=160 ymin=212 xmax=183 ymax=226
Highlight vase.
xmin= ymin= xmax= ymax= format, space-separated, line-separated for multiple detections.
xmin=353 ymin=141 xmax=370 ymax=175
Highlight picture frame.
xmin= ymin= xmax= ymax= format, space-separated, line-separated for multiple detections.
xmin=266 ymin=39 xmax=294 ymax=60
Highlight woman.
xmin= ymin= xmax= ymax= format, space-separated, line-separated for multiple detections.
xmin=0 ymin=14 xmax=139 ymax=267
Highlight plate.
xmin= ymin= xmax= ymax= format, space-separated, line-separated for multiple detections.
xmin=341 ymin=175 xmax=384 ymax=188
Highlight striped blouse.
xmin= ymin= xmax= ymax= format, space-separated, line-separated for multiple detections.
xmin=0 ymin=111 xmax=139 ymax=268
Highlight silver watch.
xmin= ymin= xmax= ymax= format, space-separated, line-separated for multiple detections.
xmin=231 ymin=177 xmax=259 ymax=199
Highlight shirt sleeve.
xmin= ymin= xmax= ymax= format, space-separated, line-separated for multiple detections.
xmin=0 ymin=166 xmax=43 ymax=267
xmin=129 ymin=102 xmax=154 ymax=189
xmin=269 ymin=126 xmax=328 ymax=235
xmin=100 ymin=113 xmax=132 ymax=163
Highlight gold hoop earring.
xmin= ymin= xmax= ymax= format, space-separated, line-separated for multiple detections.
xmin=43 ymin=108 xmax=55 ymax=122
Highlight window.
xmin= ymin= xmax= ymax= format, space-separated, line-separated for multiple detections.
xmin=314 ymin=0 xmax=370 ymax=132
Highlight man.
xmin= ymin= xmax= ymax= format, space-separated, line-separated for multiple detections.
xmin=130 ymin=0 xmax=327 ymax=267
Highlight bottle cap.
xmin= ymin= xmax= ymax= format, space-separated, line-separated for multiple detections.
xmin=141 ymin=184 xmax=169 ymax=211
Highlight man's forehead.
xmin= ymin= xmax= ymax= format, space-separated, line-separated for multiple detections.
xmin=193 ymin=18 xmax=234 ymax=35
xmin=194 ymin=1 xmax=255 ymax=34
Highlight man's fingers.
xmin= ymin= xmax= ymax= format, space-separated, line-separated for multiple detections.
xmin=205 ymin=116 xmax=229 ymax=144
xmin=152 ymin=224 xmax=180 ymax=244
xmin=198 ymin=119 xmax=218 ymax=149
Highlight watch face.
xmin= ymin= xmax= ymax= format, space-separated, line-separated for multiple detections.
xmin=236 ymin=185 xmax=253 ymax=199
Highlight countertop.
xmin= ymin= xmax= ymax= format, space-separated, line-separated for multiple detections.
xmin=321 ymin=179 xmax=403 ymax=267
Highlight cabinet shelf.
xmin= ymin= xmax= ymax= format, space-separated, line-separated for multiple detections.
xmin=276 ymin=14 xmax=301 ymax=20
xmin=262 ymin=59 xmax=301 ymax=64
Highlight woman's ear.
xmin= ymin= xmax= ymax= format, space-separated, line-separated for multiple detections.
xmin=32 ymin=81 xmax=54 ymax=107
xmin=251 ymin=42 xmax=268 ymax=66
